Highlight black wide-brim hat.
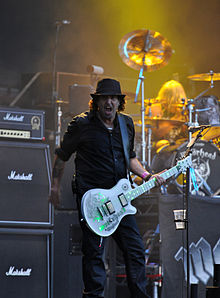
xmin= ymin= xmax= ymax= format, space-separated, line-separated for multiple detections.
xmin=91 ymin=78 xmax=126 ymax=99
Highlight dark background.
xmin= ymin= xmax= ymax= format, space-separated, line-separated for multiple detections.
xmin=1 ymin=0 xmax=220 ymax=108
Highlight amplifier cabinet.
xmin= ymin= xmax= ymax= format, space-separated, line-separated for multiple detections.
xmin=0 ymin=141 xmax=53 ymax=227
xmin=0 ymin=228 xmax=53 ymax=298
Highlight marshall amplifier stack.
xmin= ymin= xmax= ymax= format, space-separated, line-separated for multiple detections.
xmin=0 ymin=106 xmax=53 ymax=298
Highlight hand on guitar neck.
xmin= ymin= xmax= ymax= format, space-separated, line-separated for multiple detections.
xmin=148 ymin=170 xmax=167 ymax=186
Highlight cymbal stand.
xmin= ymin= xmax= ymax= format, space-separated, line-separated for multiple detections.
xmin=134 ymin=46 xmax=154 ymax=168
xmin=146 ymin=99 xmax=153 ymax=168
xmin=193 ymin=69 xmax=214 ymax=101
xmin=134 ymin=65 xmax=148 ymax=167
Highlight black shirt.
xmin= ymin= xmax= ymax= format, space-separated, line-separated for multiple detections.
xmin=55 ymin=111 xmax=136 ymax=195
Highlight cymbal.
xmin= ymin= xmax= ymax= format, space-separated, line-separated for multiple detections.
xmin=123 ymin=91 xmax=136 ymax=99
xmin=143 ymin=98 xmax=160 ymax=104
xmin=134 ymin=117 xmax=186 ymax=140
xmin=188 ymin=71 xmax=220 ymax=81
xmin=119 ymin=29 xmax=172 ymax=72
xmin=135 ymin=98 xmax=160 ymax=106
xmin=143 ymin=100 xmax=184 ymax=107
xmin=134 ymin=117 xmax=185 ymax=128
xmin=36 ymin=100 xmax=69 ymax=108
xmin=56 ymin=99 xmax=68 ymax=104
xmin=192 ymin=125 xmax=220 ymax=141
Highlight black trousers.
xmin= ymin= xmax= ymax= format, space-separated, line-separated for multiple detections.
xmin=80 ymin=214 xmax=148 ymax=298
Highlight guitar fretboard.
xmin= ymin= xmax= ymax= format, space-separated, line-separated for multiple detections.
xmin=125 ymin=165 xmax=180 ymax=201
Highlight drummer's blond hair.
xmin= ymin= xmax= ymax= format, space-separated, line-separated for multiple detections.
xmin=156 ymin=80 xmax=186 ymax=105
xmin=156 ymin=80 xmax=187 ymax=118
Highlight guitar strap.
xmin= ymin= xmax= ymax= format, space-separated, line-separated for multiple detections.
xmin=118 ymin=113 xmax=132 ymax=182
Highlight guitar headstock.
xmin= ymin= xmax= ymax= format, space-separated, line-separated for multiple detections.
xmin=176 ymin=156 xmax=192 ymax=172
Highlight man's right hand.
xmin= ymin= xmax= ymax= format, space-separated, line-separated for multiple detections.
xmin=49 ymin=179 xmax=60 ymax=208
xmin=49 ymin=155 xmax=65 ymax=208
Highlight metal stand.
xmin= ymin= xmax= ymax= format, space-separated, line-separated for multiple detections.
xmin=56 ymin=101 xmax=63 ymax=146
xmin=193 ymin=70 xmax=214 ymax=101
xmin=51 ymin=20 xmax=70 ymax=147
xmin=182 ymin=124 xmax=208 ymax=298
xmin=146 ymin=99 xmax=153 ymax=168
xmin=183 ymin=99 xmax=193 ymax=298
xmin=52 ymin=23 xmax=61 ymax=147
xmin=177 ymin=98 xmax=200 ymax=298
xmin=134 ymin=66 xmax=148 ymax=167
xmin=134 ymin=64 xmax=153 ymax=168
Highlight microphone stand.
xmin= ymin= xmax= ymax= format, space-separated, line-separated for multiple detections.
xmin=52 ymin=21 xmax=71 ymax=148
xmin=182 ymin=126 xmax=207 ymax=298
xmin=177 ymin=73 xmax=215 ymax=297
xmin=52 ymin=22 xmax=61 ymax=148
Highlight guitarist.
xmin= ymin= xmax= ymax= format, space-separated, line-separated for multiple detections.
xmin=49 ymin=78 xmax=164 ymax=298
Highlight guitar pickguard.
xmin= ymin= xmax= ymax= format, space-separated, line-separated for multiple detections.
xmin=85 ymin=192 xmax=109 ymax=220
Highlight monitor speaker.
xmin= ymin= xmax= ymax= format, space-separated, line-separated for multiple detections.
xmin=0 ymin=228 xmax=53 ymax=298
xmin=0 ymin=141 xmax=52 ymax=226
xmin=53 ymin=210 xmax=83 ymax=298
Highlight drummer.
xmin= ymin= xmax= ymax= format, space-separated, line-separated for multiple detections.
xmin=147 ymin=79 xmax=187 ymax=148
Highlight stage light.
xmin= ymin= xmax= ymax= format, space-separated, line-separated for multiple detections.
xmin=87 ymin=65 xmax=104 ymax=75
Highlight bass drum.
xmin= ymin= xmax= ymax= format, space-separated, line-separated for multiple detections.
xmin=151 ymin=140 xmax=220 ymax=196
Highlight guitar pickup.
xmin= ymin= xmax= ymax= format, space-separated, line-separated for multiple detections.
xmin=97 ymin=207 xmax=104 ymax=219
xmin=105 ymin=201 xmax=115 ymax=215
xmin=118 ymin=193 xmax=128 ymax=207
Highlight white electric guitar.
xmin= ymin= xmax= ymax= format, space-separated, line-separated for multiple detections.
xmin=81 ymin=156 xmax=192 ymax=237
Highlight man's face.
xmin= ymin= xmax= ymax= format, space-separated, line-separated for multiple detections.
xmin=97 ymin=95 xmax=120 ymax=121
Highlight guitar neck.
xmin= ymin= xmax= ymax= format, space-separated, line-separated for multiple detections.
xmin=125 ymin=164 xmax=180 ymax=202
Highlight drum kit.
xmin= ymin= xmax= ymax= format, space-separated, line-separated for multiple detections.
xmin=119 ymin=29 xmax=220 ymax=196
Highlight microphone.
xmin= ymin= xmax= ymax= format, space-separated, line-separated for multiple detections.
xmin=55 ymin=20 xmax=71 ymax=26
xmin=188 ymin=125 xmax=211 ymax=132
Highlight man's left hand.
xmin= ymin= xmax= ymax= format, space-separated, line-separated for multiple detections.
xmin=149 ymin=171 xmax=166 ymax=187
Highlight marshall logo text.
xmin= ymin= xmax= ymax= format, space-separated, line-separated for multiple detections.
xmin=3 ymin=113 xmax=24 ymax=122
xmin=8 ymin=171 xmax=33 ymax=181
xmin=6 ymin=266 xmax=32 ymax=276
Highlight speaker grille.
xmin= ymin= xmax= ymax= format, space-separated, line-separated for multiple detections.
xmin=0 ymin=141 xmax=52 ymax=226
xmin=0 ymin=228 xmax=52 ymax=298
